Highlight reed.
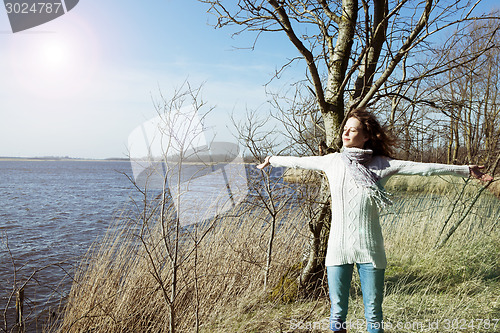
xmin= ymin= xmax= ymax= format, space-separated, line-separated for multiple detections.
xmin=384 ymin=174 xmax=500 ymax=198
xmin=53 ymin=200 xmax=309 ymax=332
xmin=52 ymin=177 xmax=499 ymax=333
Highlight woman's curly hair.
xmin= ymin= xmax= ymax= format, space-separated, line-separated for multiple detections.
xmin=348 ymin=108 xmax=397 ymax=157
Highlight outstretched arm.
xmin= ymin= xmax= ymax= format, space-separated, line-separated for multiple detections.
xmin=256 ymin=155 xmax=332 ymax=171
xmin=469 ymin=165 xmax=493 ymax=182
xmin=379 ymin=158 xmax=494 ymax=182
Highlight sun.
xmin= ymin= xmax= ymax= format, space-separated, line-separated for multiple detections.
xmin=8 ymin=18 xmax=100 ymax=100
xmin=40 ymin=39 xmax=71 ymax=70
xmin=33 ymin=33 xmax=78 ymax=78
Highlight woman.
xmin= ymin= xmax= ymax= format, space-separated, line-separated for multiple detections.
xmin=257 ymin=109 xmax=492 ymax=333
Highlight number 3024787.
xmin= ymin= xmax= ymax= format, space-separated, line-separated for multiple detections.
xmin=441 ymin=318 xmax=499 ymax=330
xmin=5 ymin=2 xmax=63 ymax=14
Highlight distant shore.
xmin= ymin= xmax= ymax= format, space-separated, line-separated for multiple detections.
xmin=0 ymin=157 xmax=251 ymax=164
xmin=0 ymin=156 xmax=130 ymax=162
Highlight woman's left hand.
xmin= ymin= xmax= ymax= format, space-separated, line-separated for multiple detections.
xmin=469 ymin=165 xmax=494 ymax=182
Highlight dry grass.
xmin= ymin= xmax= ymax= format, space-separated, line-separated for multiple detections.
xmin=53 ymin=202 xmax=310 ymax=332
xmin=488 ymin=177 xmax=500 ymax=197
xmin=385 ymin=174 xmax=500 ymax=198
xmin=51 ymin=176 xmax=499 ymax=332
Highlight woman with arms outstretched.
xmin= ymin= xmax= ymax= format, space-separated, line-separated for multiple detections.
xmin=257 ymin=109 xmax=492 ymax=333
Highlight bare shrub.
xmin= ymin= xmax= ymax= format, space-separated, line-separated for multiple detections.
xmin=55 ymin=199 xmax=309 ymax=332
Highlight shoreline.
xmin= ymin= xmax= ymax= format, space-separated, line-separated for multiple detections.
xmin=0 ymin=157 xmax=252 ymax=164
xmin=0 ymin=157 xmax=130 ymax=162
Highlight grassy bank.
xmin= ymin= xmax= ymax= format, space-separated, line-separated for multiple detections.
xmin=51 ymin=176 xmax=499 ymax=332
xmin=384 ymin=174 xmax=500 ymax=198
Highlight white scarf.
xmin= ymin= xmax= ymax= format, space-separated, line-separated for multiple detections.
xmin=341 ymin=147 xmax=393 ymax=208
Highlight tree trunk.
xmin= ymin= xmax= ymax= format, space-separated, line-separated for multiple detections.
xmin=298 ymin=179 xmax=330 ymax=298
xmin=297 ymin=0 xmax=359 ymax=296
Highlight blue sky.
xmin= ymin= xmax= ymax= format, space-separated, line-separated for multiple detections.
xmin=0 ymin=1 xmax=497 ymax=159
xmin=0 ymin=1 xmax=299 ymax=159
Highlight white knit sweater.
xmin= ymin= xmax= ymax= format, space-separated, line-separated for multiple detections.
xmin=269 ymin=152 xmax=470 ymax=269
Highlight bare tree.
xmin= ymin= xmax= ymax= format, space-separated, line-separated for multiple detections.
xmin=387 ymin=18 xmax=500 ymax=165
xmin=200 ymin=0 xmax=499 ymax=292
xmin=231 ymin=109 xmax=292 ymax=292
xmin=431 ymin=20 xmax=500 ymax=165
xmin=128 ymin=84 xmax=247 ymax=332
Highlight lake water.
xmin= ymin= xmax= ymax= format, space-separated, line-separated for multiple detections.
xmin=0 ymin=160 xmax=136 ymax=330
xmin=0 ymin=159 xmax=283 ymax=331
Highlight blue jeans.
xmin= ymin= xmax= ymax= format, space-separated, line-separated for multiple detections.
xmin=327 ymin=264 xmax=385 ymax=333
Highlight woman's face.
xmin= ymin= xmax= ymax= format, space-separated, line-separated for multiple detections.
xmin=342 ymin=117 xmax=369 ymax=149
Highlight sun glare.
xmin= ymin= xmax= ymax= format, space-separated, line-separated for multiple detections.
xmin=8 ymin=15 xmax=100 ymax=100
xmin=41 ymin=39 xmax=70 ymax=69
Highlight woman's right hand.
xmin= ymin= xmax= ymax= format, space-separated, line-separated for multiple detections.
xmin=256 ymin=156 xmax=271 ymax=169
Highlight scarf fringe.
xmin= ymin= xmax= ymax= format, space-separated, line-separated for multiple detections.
xmin=341 ymin=148 xmax=393 ymax=209
xmin=369 ymin=184 xmax=393 ymax=209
